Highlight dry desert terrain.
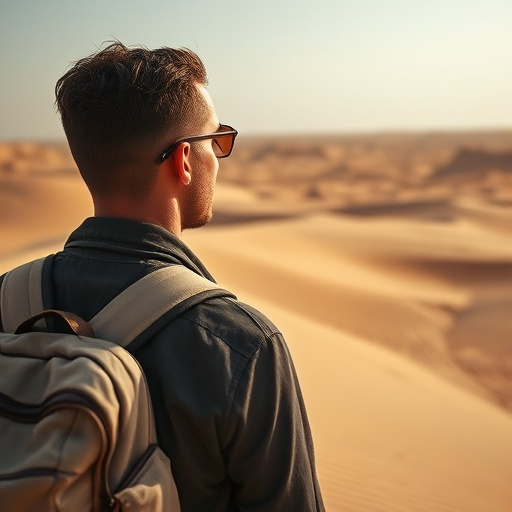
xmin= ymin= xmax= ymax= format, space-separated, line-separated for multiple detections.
xmin=1 ymin=131 xmax=511 ymax=511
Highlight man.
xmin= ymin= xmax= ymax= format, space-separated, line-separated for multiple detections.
xmin=0 ymin=43 xmax=324 ymax=511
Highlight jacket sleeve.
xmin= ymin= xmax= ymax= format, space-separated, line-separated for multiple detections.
xmin=222 ymin=311 xmax=324 ymax=511
xmin=0 ymin=273 xmax=6 ymax=331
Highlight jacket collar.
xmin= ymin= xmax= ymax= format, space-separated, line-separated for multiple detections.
xmin=65 ymin=217 xmax=216 ymax=282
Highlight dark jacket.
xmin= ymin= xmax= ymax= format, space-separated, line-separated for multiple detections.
xmin=0 ymin=217 xmax=324 ymax=512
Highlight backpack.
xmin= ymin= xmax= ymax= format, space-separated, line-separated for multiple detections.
xmin=0 ymin=256 xmax=233 ymax=512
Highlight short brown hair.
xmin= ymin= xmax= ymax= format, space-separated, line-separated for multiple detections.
xmin=55 ymin=42 xmax=208 ymax=199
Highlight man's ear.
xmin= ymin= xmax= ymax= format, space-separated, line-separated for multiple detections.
xmin=168 ymin=142 xmax=192 ymax=185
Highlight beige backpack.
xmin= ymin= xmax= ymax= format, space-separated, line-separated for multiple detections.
xmin=0 ymin=257 xmax=230 ymax=511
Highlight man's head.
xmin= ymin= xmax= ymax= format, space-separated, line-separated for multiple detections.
xmin=55 ymin=42 xmax=210 ymax=203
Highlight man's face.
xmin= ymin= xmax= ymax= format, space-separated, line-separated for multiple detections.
xmin=181 ymin=86 xmax=220 ymax=231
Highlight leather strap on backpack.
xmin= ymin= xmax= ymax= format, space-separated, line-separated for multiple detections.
xmin=15 ymin=309 xmax=95 ymax=337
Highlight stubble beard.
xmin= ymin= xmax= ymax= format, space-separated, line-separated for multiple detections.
xmin=181 ymin=179 xmax=215 ymax=231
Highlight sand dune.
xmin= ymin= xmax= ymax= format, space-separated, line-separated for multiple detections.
xmin=1 ymin=133 xmax=511 ymax=511
xmin=0 ymin=174 xmax=92 ymax=259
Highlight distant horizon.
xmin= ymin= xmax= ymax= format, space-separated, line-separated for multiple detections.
xmin=1 ymin=126 xmax=511 ymax=144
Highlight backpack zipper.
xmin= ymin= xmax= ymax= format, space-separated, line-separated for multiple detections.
xmin=0 ymin=467 xmax=61 ymax=480
xmin=0 ymin=390 xmax=107 ymax=425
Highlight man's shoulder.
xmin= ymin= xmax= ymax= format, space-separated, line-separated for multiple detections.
xmin=178 ymin=295 xmax=282 ymax=359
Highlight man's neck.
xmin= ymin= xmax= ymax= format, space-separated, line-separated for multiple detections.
xmin=93 ymin=198 xmax=182 ymax=237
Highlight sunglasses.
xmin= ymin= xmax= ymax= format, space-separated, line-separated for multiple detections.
xmin=159 ymin=124 xmax=238 ymax=162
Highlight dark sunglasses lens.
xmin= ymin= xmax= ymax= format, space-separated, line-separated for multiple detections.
xmin=213 ymin=133 xmax=234 ymax=157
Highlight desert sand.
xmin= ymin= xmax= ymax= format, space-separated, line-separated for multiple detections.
xmin=1 ymin=132 xmax=511 ymax=511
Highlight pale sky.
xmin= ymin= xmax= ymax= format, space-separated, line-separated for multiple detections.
xmin=0 ymin=0 xmax=510 ymax=139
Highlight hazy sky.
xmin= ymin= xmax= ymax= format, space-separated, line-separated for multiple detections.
xmin=1 ymin=0 xmax=510 ymax=139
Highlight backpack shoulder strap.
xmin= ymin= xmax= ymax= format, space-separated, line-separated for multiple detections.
xmin=0 ymin=257 xmax=47 ymax=333
xmin=87 ymin=265 xmax=233 ymax=349
xmin=1 ymin=258 xmax=234 ymax=346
